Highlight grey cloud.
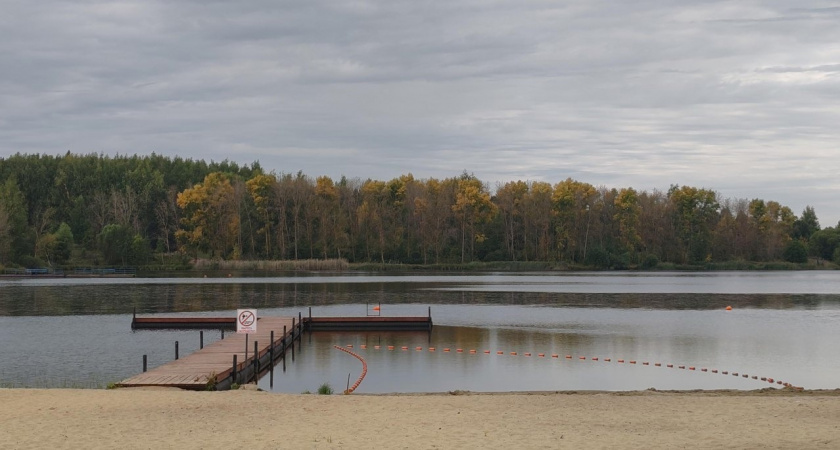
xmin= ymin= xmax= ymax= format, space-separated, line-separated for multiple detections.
xmin=1 ymin=0 xmax=839 ymax=225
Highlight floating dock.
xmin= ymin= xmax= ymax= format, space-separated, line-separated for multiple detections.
xmin=304 ymin=316 xmax=432 ymax=331
xmin=131 ymin=314 xmax=237 ymax=330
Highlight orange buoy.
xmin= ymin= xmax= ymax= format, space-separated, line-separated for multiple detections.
xmin=565 ymin=355 xmax=572 ymax=359
xmin=387 ymin=346 xmax=394 ymax=350
xmin=604 ymin=358 xmax=611 ymax=362
xmin=538 ymin=353 xmax=545 ymax=357
xmin=484 ymin=350 xmax=491 ymax=354
xmin=510 ymin=352 xmax=517 ymax=356
xmin=552 ymin=354 xmax=559 ymax=358
xmin=679 ymin=365 xmax=685 ymax=369
xmin=524 ymin=352 xmax=531 ymax=357
xmin=401 ymin=346 xmax=408 ymax=351
xmin=469 ymin=349 xmax=476 ymax=354
xmin=444 ymin=348 xmax=451 ymax=352
xmin=429 ymin=347 xmax=436 ymax=352
xmin=630 ymin=361 xmax=637 ymax=364
xmin=618 ymin=359 xmax=625 ymax=363
xmin=360 ymin=345 xmax=367 ymax=349
xmin=642 ymin=362 xmax=648 ymax=365
xmin=346 ymin=344 xmax=353 ymax=348
xmin=725 ymin=306 xmax=732 ymax=311
xmin=689 ymin=367 xmax=695 ymax=370
xmin=655 ymin=363 xmax=661 ymax=367
xmin=667 ymin=364 xmax=674 ymax=368
xmin=373 ymin=305 xmax=381 ymax=311
xmin=456 ymin=349 xmax=463 ymax=353
xmin=497 ymin=351 xmax=504 ymax=355
xmin=416 ymin=347 xmax=423 ymax=351
xmin=593 ymin=357 xmax=599 ymax=361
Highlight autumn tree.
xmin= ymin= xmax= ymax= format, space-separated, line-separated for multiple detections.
xmin=452 ymin=174 xmax=496 ymax=263
xmin=552 ymin=179 xmax=597 ymax=262
xmin=495 ymin=181 xmax=528 ymax=261
xmin=613 ymin=188 xmax=641 ymax=255
xmin=246 ymin=173 xmax=277 ymax=257
xmin=175 ymin=172 xmax=240 ymax=258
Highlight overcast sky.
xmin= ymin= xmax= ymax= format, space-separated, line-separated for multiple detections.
xmin=2 ymin=1 xmax=839 ymax=225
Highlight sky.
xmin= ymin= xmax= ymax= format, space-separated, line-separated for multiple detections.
xmin=2 ymin=1 xmax=839 ymax=226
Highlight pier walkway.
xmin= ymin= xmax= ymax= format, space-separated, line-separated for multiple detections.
xmin=119 ymin=316 xmax=300 ymax=390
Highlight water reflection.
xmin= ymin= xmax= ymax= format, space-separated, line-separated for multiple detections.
xmin=1 ymin=273 xmax=839 ymax=391
xmin=0 ymin=282 xmax=837 ymax=317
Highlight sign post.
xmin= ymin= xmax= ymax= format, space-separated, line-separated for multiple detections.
xmin=237 ymin=309 xmax=257 ymax=334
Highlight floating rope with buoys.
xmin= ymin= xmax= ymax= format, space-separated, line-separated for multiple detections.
xmin=333 ymin=345 xmax=368 ymax=394
xmin=347 ymin=343 xmax=802 ymax=390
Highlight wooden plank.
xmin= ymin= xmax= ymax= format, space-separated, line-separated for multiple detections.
xmin=119 ymin=316 xmax=297 ymax=390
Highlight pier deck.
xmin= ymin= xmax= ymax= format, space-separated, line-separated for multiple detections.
xmin=120 ymin=311 xmax=433 ymax=390
xmin=119 ymin=316 xmax=298 ymax=390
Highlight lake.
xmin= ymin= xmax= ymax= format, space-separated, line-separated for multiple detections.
xmin=1 ymin=271 xmax=838 ymax=393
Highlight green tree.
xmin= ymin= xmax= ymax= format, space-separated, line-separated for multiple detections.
xmin=99 ymin=224 xmax=133 ymax=265
xmin=809 ymin=228 xmax=840 ymax=261
xmin=792 ymin=206 xmax=820 ymax=240
xmin=0 ymin=178 xmax=29 ymax=264
xmin=668 ymin=185 xmax=720 ymax=263
xmin=782 ymin=240 xmax=808 ymax=263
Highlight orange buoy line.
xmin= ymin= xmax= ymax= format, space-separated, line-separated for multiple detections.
xmin=333 ymin=345 xmax=367 ymax=394
xmin=346 ymin=343 xmax=801 ymax=389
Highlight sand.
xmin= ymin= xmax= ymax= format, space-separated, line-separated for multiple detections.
xmin=1 ymin=388 xmax=838 ymax=449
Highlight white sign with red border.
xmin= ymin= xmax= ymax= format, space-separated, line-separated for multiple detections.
xmin=236 ymin=309 xmax=257 ymax=334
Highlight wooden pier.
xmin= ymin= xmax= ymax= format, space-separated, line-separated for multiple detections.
xmin=119 ymin=316 xmax=304 ymax=390
xmin=120 ymin=309 xmax=433 ymax=390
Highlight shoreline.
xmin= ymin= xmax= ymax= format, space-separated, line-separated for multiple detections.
xmin=3 ymin=387 xmax=839 ymax=449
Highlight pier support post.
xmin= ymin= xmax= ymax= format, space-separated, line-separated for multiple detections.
xmin=175 ymin=341 xmax=179 ymax=360
xmin=232 ymin=355 xmax=237 ymax=384
xmin=245 ymin=334 xmax=249 ymax=361
xmin=254 ymin=340 xmax=259 ymax=376
xmin=200 ymin=330 xmax=204 ymax=349
xmin=143 ymin=354 xmax=147 ymax=372
xmin=221 ymin=329 xmax=225 ymax=340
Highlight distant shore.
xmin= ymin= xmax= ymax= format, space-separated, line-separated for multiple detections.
xmin=2 ymin=388 xmax=838 ymax=449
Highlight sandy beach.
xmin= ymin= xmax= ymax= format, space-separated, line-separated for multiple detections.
xmin=1 ymin=388 xmax=838 ymax=449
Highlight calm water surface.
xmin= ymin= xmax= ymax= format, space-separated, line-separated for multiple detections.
xmin=1 ymin=272 xmax=839 ymax=392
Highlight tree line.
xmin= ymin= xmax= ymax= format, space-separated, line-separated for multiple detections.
xmin=0 ymin=152 xmax=838 ymax=269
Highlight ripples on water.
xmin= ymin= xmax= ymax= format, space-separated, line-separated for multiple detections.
xmin=1 ymin=272 xmax=839 ymax=391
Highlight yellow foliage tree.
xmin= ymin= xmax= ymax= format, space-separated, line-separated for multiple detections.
xmin=176 ymin=172 xmax=240 ymax=258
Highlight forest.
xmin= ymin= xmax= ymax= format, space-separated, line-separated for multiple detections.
xmin=0 ymin=152 xmax=838 ymax=270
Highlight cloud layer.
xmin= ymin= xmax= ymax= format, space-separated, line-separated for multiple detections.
xmin=2 ymin=1 xmax=839 ymax=224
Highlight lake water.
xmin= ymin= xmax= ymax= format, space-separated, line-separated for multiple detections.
xmin=1 ymin=271 xmax=839 ymax=393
